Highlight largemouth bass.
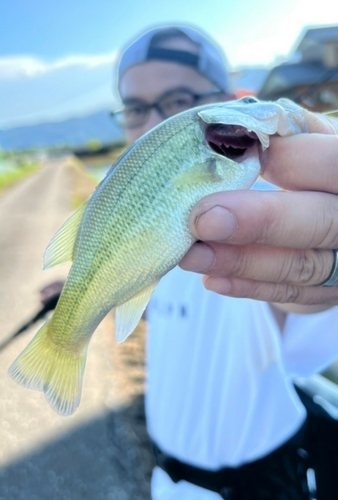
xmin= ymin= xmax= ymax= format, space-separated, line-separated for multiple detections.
xmin=8 ymin=98 xmax=308 ymax=416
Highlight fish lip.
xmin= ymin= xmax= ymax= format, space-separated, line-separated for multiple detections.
xmin=204 ymin=124 xmax=264 ymax=166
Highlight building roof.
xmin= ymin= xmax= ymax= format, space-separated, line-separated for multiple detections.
xmin=258 ymin=61 xmax=338 ymax=100
xmin=298 ymin=25 xmax=338 ymax=46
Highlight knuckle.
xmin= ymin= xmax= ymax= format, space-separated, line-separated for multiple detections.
xmin=238 ymin=194 xmax=282 ymax=245
xmin=256 ymin=207 xmax=281 ymax=245
xmin=270 ymin=250 xmax=321 ymax=286
xmin=229 ymin=251 xmax=249 ymax=278
xmin=313 ymin=200 xmax=338 ymax=248
xmin=273 ymin=251 xmax=296 ymax=283
xmin=215 ymin=245 xmax=250 ymax=278
xmin=280 ymin=284 xmax=303 ymax=303
xmin=292 ymin=250 xmax=320 ymax=285
xmin=291 ymin=250 xmax=333 ymax=285
xmin=254 ymin=194 xmax=293 ymax=245
xmin=266 ymin=283 xmax=302 ymax=304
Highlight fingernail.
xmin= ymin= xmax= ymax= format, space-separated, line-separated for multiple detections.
xmin=203 ymin=276 xmax=232 ymax=294
xmin=194 ymin=206 xmax=237 ymax=241
xmin=180 ymin=244 xmax=215 ymax=272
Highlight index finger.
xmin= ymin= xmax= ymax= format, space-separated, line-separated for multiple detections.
xmin=263 ymin=133 xmax=338 ymax=192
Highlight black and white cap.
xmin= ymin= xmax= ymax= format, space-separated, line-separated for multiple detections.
xmin=117 ymin=25 xmax=231 ymax=93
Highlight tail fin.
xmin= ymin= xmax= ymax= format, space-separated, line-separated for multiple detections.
xmin=8 ymin=320 xmax=87 ymax=416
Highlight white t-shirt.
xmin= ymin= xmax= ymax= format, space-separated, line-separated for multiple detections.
xmin=146 ymin=266 xmax=338 ymax=498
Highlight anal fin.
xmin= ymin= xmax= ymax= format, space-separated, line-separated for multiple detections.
xmin=115 ymin=281 xmax=159 ymax=343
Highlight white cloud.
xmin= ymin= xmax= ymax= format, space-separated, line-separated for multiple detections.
xmin=0 ymin=53 xmax=121 ymax=128
xmin=0 ymin=53 xmax=118 ymax=81
xmin=0 ymin=57 xmax=46 ymax=79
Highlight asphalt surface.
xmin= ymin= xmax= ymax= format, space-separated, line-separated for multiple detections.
xmin=0 ymin=158 xmax=153 ymax=499
xmin=2 ymin=156 xmax=338 ymax=500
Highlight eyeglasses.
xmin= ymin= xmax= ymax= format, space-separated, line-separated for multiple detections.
xmin=112 ymin=88 xmax=225 ymax=129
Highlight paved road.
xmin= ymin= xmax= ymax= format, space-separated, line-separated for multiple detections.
xmin=0 ymin=158 xmax=153 ymax=500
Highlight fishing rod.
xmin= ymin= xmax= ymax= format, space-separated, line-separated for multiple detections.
xmin=0 ymin=293 xmax=60 ymax=352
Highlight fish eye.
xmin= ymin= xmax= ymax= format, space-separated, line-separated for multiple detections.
xmin=240 ymin=96 xmax=258 ymax=104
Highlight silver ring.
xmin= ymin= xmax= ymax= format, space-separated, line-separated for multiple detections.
xmin=321 ymin=249 xmax=338 ymax=287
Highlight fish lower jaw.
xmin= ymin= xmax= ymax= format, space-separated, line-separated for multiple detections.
xmin=230 ymin=143 xmax=264 ymax=182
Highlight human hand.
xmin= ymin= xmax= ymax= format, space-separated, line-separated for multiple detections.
xmin=40 ymin=280 xmax=65 ymax=305
xmin=180 ymin=114 xmax=338 ymax=308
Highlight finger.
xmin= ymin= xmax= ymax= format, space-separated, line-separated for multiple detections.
xmin=180 ymin=242 xmax=334 ymax=287
xmin=188 ymin=190 xmax=338 ymax=249
xmin=303 ymin=111 xmax=338 ymax=134
xmin=263 ymin=134 xmax=338 ymax=192
xmin=202 ymin=275 xmax=338 ymax=307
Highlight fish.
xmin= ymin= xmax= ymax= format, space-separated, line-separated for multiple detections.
xmin=8 ymin=97 xmax=309 ymax=416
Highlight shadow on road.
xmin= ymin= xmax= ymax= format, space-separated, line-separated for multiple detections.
xmin=0 ymin=394 xmax=154 ymax=500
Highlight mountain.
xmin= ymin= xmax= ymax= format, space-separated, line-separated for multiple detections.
xmin=0 ymin=110 xmax=124 ymax=151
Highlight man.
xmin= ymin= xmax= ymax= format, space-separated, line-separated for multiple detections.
xmin=115 ymin=25 xmax=338 ymax=499
xmin=116 ymin=27 xmax=234 ymax=143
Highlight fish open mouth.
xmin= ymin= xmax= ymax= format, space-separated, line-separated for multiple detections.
xmin=205 ymin=124 xmax=261 ymax=163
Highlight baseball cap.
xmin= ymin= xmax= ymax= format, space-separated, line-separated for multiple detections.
xmin=117 ymin=25 xmax=231 ymax=94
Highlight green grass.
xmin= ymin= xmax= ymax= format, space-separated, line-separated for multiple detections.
xmin=0 ymin=162 xmax=39 ymax=193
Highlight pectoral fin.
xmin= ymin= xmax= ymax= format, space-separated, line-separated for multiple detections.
xmin=115 ymin=281 xmax=159 ymax=343
xmin=174 ymin=159 xmax=221 ymax=186
xmin=43 ymin=200 xmax=88 ymax=269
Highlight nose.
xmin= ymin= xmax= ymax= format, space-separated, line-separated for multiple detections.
xmin=126 ymin=108 xmax=166 ymax=143
xmin=144 ymin=107 xmax=164 ymax=132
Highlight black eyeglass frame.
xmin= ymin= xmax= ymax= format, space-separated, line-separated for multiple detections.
xmin=111 ymin=87 xmax=227 ymax=129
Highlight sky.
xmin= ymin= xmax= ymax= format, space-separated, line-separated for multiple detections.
xmin=1 ymin=0 xmax=338 ymax=128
